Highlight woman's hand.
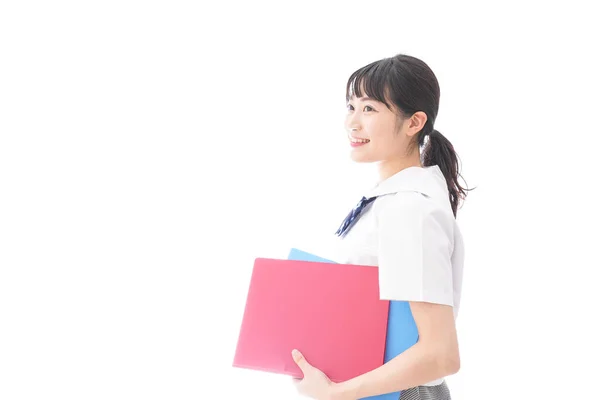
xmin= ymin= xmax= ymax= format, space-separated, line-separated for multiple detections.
xmin=291 ymin=349 xmax=338 ymax=400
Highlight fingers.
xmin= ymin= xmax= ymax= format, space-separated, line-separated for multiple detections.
xmin=292 ymin=349 xmax=311 ymax=373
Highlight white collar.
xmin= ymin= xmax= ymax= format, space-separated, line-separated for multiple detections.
xmin=365 ymin=165 xmax=447 ymax=199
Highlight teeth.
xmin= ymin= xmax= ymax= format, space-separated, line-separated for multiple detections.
xmin=351 ymin=138 xmax=370 ymax=143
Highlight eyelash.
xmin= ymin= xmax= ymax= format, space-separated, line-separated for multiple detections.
xmin=347 ymin=104 xmax=375 ymax=112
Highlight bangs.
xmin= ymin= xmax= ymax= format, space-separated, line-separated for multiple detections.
xmin=345 ymin=59 xmax=394 ymax=109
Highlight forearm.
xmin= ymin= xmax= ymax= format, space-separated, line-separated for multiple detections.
xmin=331 ymin=341 xmax=459 ymax=400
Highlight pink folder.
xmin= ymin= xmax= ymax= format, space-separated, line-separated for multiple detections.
xmin=232 ymin=258 xmax=389 ymax=382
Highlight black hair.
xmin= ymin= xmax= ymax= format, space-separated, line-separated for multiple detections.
xmin=345 ymin=54 xmax=472 ymax=217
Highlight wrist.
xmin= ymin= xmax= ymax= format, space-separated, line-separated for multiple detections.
xmin=329 ymin=380 xmax=358 ymax=400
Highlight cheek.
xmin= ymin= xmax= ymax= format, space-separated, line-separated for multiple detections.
xmin=365 ymin=120 xmax=384 ymax=140
xmin=369 ymin=124 xmax=394 ymax=147
xmin=372 ymin=127 xmax=404 ymax=156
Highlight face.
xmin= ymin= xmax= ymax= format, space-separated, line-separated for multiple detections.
xmin=345 ymin=95 xmax=409 ymax=163
xmin=345 ymin=95 xmax=428 ymax=167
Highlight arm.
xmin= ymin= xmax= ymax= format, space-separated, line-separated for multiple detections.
xmin=331 ymin=301 xmax=460 ymax=400
xmin=293 ymin=193 xmax=461 ymax=400
xmin=334 ymin=193 xmax=460 ymax=399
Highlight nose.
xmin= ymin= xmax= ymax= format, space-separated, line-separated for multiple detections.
xmin=345 ymin=115 xmax=361 ymax=133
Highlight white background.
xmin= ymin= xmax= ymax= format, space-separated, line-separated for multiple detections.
xmin=1 ymin=1 xmax=599 ymax=399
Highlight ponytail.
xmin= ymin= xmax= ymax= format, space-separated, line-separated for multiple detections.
xmin=344 ymin=53 xmax=472 ymax=215
xmin=422 ymin=129 xmax=470 ymax=217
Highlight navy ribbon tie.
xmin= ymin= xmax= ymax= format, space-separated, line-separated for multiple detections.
xmin=335 ymin=196 xmax=377 ymax=237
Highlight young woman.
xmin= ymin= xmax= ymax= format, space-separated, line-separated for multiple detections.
xmin=291 ymin=54 xmax=470 ymax=400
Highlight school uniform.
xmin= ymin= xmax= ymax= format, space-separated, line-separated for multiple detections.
xmin=325 ymin=165 xmax=464 ymax=400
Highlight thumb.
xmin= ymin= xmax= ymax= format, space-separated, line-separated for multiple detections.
xmin=292 ymin=349 xmax=312 ymax=373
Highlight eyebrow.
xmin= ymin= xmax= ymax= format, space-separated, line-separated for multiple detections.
xmin=349 ymin=96 xmax=379 ymax=103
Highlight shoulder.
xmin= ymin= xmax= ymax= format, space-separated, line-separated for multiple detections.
xmin=373 ymin=191 xmax=455 ymax=243
xmin=375 ymin=190 xmax=457 ymax=304
xmin=374 ymin=190 xmax=453 ymax=222
xmin=375 ymin=190 xmax=429 ymax=211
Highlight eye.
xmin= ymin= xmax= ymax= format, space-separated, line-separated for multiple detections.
xmin=364 ymin=105 xmax=375 ymax=112
xmin=346 ymin=103 xmax=355 ymax=111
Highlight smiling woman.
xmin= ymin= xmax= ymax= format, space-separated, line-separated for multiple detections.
xmin=346 ymin=97 xmax=404 ymax=162
xmin=290 ymin=54 xmax=472 ymax=400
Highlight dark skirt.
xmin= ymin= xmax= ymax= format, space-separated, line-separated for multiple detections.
xmin=400 ymin=381 xmax=451 ymax=400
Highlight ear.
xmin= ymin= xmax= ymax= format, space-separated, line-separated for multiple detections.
xmin=405 ymin=111 xmax=428 ymax=137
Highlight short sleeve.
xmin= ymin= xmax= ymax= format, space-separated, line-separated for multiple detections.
xmin=376 ymin=191 xmax=454 ymax=306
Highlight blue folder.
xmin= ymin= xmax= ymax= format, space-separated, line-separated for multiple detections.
xmin=287 ymin=248 xmax=418 ymax=400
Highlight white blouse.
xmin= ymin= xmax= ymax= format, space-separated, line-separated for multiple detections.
xmin=319 ymin=165 xmax=465 ymax=387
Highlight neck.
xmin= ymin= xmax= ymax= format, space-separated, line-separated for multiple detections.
xmin=377 ymin=154 xmax=422 ymax=182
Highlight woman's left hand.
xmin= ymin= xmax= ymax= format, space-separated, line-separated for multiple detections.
xmin=291 ymin=349 xmax=337 ymax=399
